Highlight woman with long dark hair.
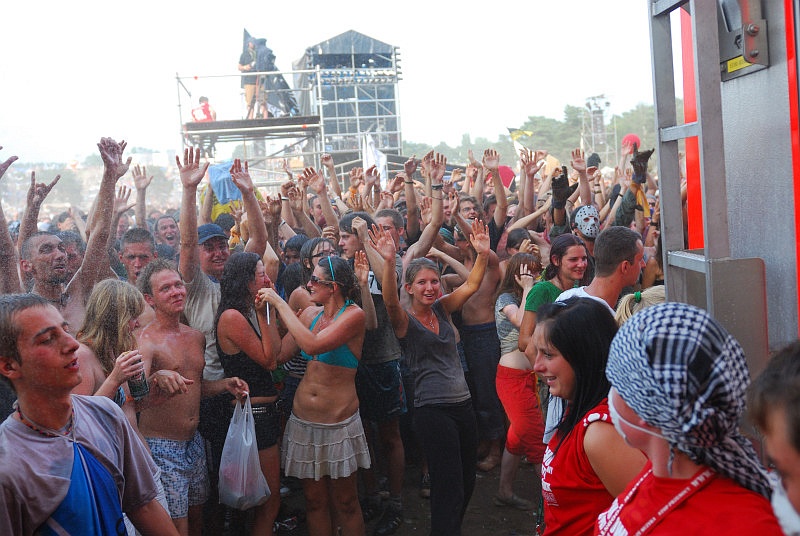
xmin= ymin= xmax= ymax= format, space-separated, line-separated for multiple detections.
xmin=215 ymin=251 xmax=280 ymax=535
xmin=518 ymin=233 xmax=589 ymax=353
xmin=528 ymin=297 xmax=645 ymax=535
xmin=259 ymin=255 xmax=368 ymax=536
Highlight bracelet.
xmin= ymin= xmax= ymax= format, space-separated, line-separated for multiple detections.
xmin=594 ymin=189 xmax=601 ymax=194
xmin=431 ymin=184 xmax=444 ymax=190
xmin=432 ymin=196 xmax=443 ymax=200
xmin=404 ymin=180 xmax=414 ymax=184
xmin=279 ymin=220 xmax=288 ymax=227
xmin=281 ymin=196 xmax=289 ymax=201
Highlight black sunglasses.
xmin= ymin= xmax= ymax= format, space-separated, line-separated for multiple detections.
xmin=308 ymin=274 xmax=335 ymax=286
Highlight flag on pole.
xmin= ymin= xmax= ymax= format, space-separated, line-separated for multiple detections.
xmin=507 ymin=127 xmax=534 ymax=156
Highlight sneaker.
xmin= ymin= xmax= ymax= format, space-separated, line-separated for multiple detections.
xmin=493 ymin=493 xmax=534 ymax=511
xmin=279 ymin=485 xmax=291 ymax=497
xmin=373 ymin=506 xmax=402 ymax=536
xmin=419 ymin=473 xmax=431 ymax=499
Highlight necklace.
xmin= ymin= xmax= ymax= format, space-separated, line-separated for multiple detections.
xmin=411 ymin=309 xmax=436 ymax=330
xmin=16 ymin=404 xmax=74 ymax=439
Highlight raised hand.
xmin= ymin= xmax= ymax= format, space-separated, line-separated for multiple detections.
xmin=287 ymin=186 xmax=305 ymax=214
xmin=515 ymin=263 xmax=536 ymax=291
xmin=131 ymin=164 xmax=153 ymax=191
xmin=280 ymin=179 xmax=295 ymax=198
xmin=419 ymin=196 xmax=432 ymax=225
xmin=631 ymin=144 xmax=655 ymax=183
xmin=302 ymin=167 xmax=326 ymax=195
xmin=351 ymin=216 xmax=369 ymax=242
xmin=280 ymin=158 xmax=293 ymax=179
xmin=520 ymin=148 xmax=544 ymax=179
xmin=365 ymin=165 xmax=380 ymax=190
xmin=354 ymin=250 xmax=371 ymax=287
xmin=570 ymin=148 xmax=586 ymax=175
xmin=419 ymin=150 xmax=434 ymax=179
xmin=403 ymin=154 xmax=418 ymax=177
xmin=349 ymin=167 xmax=364 ymax=189
xmin=230 ymin=200 xmax=244 ymax=226
xmin=467 ymin=149 xmax=479 ymax=167
xmin=114 ymin=185 xmax=135 ymax=217
xmin=0 ymin=147 xmax=18 ymax=180
xmin=229 ymin=159 xmax=254 ymax=194
xmin=268 ymin=194 xmax=282 ymax=220
xmin=27 ymin=171 xmax=62 ymax=208
xmin=368 ymin=225 xmax=397 ymax=261
xmin=551 ymin=166 xmax=578 ymax=208
xmin=388 ymin=173 xmax=406 ymax=194
xmin=176 ymin=147 xmax=209 ymax=189
xmin=98 ymin=137 xmax=131 ymax=180
xmin=482 ymin=148 xmax=500 ymax=171
xmin=429 ymin=152 xmax=447 ymax=184
xmin=347 ymin=192 xmax=365 ymax=212
xmin=468 ymin=219 xmax=490 ymax=255
xmin=465 ymin=163 xmax=480 ymax=188
xmin=321 ymin=225 xmax=339 ymax=242
xmin=321 ymin=153 xmax=335 ymax=169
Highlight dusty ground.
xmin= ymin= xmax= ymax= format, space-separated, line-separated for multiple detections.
xmin=276 ymin=457 xmax=542 ymax=536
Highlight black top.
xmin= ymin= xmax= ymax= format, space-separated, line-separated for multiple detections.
xmin=217 ymin=313 xmax=277 ymax=398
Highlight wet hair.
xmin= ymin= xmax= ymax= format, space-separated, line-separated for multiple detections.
xmin=496 ymin=253 xmax=541 ymax=304
xmin=154 ymin=215 xmax=178 ymax=233
xmin=299 ymin=237 xmax=336 ymax=279
xmin=405 ymin=258 xmax=440 ymax=287
xmin=748 ymin=341 xmax=800 ymax=453
xmin=214 ymin=213 xmax=236 ymax=234
xmin=78 ymin=280 xmax=145 ymax=374
xmin=284 ymin=234 xmax=309 ymax=254
xmin=505 ymin=228 xmax=533 ymax=252
xmin=20 ymin=231 xmax=58 ymax=260
xmin=56 ymin=230 xmax=85 ymax=255
xmin=0 ymin=294 xmax=50 ymax=363
xmin=374 ymin=208 xmax=405 ymax=231
xmin=137 ymin=258 xmax=179 ymax=297
xmin=614 ymin=285 xmax=665 ymax=325
xmin=536 ymin=297 xmax=618 ymax=452
xmin=215 ymin=252 xmax=261 ymax=333
xmin=280 ymin=262 xmax=306 ymax=298
xmin=121 ymin=227 xmax=156 ymax=252
xmin=317 ymin=256 xmax=360 ymax=303
xmin=339 ymin=211 xmax=375 ymax=234
xmin=543 ymin=234 xmax=587 ymax=281
xmin=594 ymin=226 xmax=641 ymax=277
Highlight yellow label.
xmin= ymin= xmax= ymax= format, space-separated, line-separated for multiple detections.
xmin=727 ymin=56 xmax=752 ymax=73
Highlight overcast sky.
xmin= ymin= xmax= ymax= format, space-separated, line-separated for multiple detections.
xmin=1 ymin=0 xmax=668 ymax=163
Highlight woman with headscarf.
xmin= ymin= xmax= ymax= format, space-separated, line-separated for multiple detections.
xmin=597 ymin=302 xmax=782 ymax=534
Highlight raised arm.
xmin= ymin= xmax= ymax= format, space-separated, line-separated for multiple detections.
xmin=403 ymin=155 xmax=421 ymax=240
xmin=18 ymin=171 xmax=61 ymax=251
xmin=370 ymin=226 xmax=409 ymax=337
xmin=321 ymin=153 xmax=342 ymax=200
xmin=484 ymin=149 xmax=509 ymax=229
xmin=570 ymin=148 xmax=593 ymax=207
xmin=70 ymin=138 xmax=131 ymax=298
xmin=177 ymin=147 xmax=210 ymax=283
xmin=303 ymin=166 xmax=339 ymax=233
xmin=230 ymin=159 xmax=267 ymax=257
xmin=440 ymin=220 xmax=490 ymax=313
xmin=131 ymin=165 xmax=153 ymax=230
xmin=405 ymin=152 xmax=445 ymax=261
xmin=0 ymin=148 xmax=22 ymax=294
xmin=354 ymin=250 xmax=378 ymax=330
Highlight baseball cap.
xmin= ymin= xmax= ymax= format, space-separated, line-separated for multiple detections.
xmin=197 ymin=223 xmax=227 ymax=245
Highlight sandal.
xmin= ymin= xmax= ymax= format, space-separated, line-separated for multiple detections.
xmin=476 ymin=453 xmax=501 ymax=472
xmin=493 ymin=493 xmax=534 ymax=511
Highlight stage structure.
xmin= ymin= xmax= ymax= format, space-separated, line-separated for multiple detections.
xmin=293 ymin=30 xmax=404 ymax=175
xmin=178 ymin=30 xmax=404 ymax=189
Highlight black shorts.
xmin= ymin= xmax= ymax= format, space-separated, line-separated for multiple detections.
xmin=252 ymin=402 xmax=280 ymax=450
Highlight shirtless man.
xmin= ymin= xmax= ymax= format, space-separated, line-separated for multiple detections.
xmin=455 ymin=149 xmax=508 ymax=471
xmin=17 ymin=137 xmax=130 ymax=329
xmin=136 ymin=259 xmax=248 ymax=536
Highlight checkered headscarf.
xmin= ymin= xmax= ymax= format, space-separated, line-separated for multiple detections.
xmin=606 ymin=302 xmax=771 ymax=497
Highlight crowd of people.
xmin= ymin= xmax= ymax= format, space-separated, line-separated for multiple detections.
xmin=0 ymin=135 xmax=798 ymax=536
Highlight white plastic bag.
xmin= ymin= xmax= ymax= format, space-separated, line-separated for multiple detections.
xmin=218 ymin=395 xmax=270 ymax=510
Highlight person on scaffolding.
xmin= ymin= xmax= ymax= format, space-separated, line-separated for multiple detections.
xmin=191 ymin=96 xmax=217 ymax=158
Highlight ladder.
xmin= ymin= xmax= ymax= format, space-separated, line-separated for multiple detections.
xmin=648 ymin=0 xmax=769 ymax=372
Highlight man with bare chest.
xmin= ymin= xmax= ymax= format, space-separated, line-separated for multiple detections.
xmin=136 ymin=259 xmax=248 ymax=536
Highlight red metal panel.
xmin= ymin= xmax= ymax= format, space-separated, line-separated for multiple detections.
xmin=681 ymin=8 xmax=704 ymax=249
xmin=784 ymin=0 xmax=800 ymax=333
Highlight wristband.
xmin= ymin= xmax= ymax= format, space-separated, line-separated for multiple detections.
xmin=431 ymin=183 xmax=443 ymax=190
xmin=404 ymin=180 xmax=414 ymax=184
xmin=281 ymin=196 xmax=289 ymax=201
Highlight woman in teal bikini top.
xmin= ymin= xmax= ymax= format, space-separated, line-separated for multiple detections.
xmin=300 ymin=301 xmax=359 ymax=369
